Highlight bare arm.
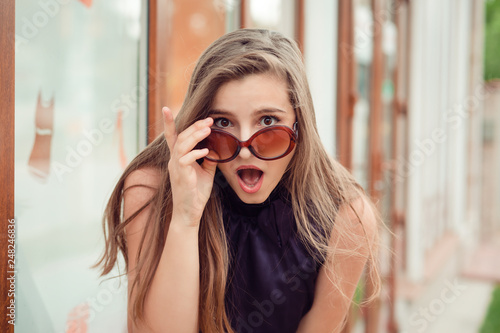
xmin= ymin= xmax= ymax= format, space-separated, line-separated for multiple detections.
xmin=296 ymin=195 xmax=378 ymax=333
xmin=125 ymin=107 xmax=217 ymax=333
xmin=124 ymin=170 xmax=201 ymax=332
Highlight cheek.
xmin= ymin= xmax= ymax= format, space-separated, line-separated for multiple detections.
xmin=217 ymin=164 xmax=231 ymax=179
xmin=268 ymin=154 xmax=294 ymax=180
xmin=280 ymin=149 xmax=296 ymax=171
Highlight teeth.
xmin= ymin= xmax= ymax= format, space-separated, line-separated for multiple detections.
xmin=238 ymin=169 xmax=262 ymax=187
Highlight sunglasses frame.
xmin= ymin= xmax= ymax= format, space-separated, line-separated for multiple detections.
xmin=201 ymin=122 xmax=298 ymax=163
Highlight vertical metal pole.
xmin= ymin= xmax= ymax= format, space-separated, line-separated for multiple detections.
xmin=336 ymin=0 xmax=355 ymax=171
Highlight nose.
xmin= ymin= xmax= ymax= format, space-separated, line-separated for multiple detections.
xmin=236 ymin=127 xmax=253 ymax=160
xmin=238 ymin=146 xmax=252 ymax=159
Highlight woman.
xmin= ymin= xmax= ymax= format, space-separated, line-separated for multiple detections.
xmin=96 ymin=28 xmax=380 ymax=333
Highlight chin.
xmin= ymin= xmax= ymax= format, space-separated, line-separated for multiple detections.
xmin=237 ymin=191 xmax=269 ymax=204
xmin=230 ymin=180 xmax=273 ymax=204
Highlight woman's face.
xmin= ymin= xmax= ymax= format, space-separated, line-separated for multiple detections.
xmin=209 ymin=73 xmax=296 ymax=204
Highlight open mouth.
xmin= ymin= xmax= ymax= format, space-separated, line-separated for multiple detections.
xmin=236 ymin=168 xmax=264 ymax=193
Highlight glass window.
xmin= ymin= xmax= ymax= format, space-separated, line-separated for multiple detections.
xmin=351 ymin=0 xmax=373 ymax=190
xmin=15 ymin=0 xmax=146 ymax=331
xmin=242 ymin=0 xmax=297 ymax=41
xmin=157 ymin=0 xmax=227 ymax=118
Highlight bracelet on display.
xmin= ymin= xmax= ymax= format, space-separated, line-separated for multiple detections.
xmin=35 ymin=127 xmax=53 ymax=136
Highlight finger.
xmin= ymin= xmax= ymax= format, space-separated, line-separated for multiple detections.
xmin=201 ymin=155 xmax=218 ymax=177
xmin=176 ymin=117 xmax=213 ymax=143
xmin=175 ymin=119 xmax=214 ymax=156
xmin=163 ymin=107 xmax=177 ymax=150
xmin=178 ymin=148 xmax=210 ymax=167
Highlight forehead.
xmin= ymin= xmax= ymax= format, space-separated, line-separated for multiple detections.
xmin=211 ymin=74 xmax=293 ymax=115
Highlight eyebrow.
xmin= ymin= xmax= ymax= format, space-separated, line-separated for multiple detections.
xmin=208 ymin=107 xmax=288 ymax=117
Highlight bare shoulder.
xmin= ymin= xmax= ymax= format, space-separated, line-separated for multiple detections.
xmin=296 ymin=194 xmax=379 ymax=332
xmin=122 ymin=167 xmax=162 ymax=228
xmin=325 ymin=153 xmax=378 ymax=245
xmin=330 ymin=195 xmax=379 ymax=256
xmin=123 ymin=168 xmax=163 ymax=277
xmin=333 ymin=194 xmax=379 ymax=250
xmin=124 ymin=167 xmax=163 ymax=191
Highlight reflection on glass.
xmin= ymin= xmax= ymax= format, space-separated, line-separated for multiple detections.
xmin=161 ymin=0 xmax=227 ymax=116
xmin=243 ymin=0 xmax=296 ymax=41
xmin=15 ymin=0 xmax=143 ymax=331
xmin=28 ymin=91 xmax=55 ymax=182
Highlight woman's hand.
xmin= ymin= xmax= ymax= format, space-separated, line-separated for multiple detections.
xmin=163 ymin=107 xmax=218 ymax=228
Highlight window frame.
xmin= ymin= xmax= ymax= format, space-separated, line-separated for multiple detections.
xmin=239 ymin=0 xmax=305 ymax=53
xmin=0 ymin=1 xmax=15 ymax=332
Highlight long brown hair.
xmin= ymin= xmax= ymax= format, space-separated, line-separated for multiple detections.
xmin=95 ymin=28 xmax=381 ymax=332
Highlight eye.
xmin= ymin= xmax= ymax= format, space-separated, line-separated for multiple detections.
xmin=214 ymin=118 xmax=232 ymax=128
xmin=260 ymin=115 xmax=279 ymax=127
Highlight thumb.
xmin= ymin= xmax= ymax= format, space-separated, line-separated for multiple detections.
xmin=202 ymin=159 xmax=218 ymax=178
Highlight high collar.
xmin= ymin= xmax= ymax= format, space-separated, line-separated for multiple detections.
xmin=216 ymin=169 xmax=294 ymax=248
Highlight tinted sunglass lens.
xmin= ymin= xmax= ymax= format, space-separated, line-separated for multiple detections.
xmin=204 ymin=131 xmax=238 ymax=161
xmin=252 ymin=128 xmax=291 ymax=158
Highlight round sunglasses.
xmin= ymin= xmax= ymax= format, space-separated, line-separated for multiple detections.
xmin=197 ymin=123 xmax=298 ymax=163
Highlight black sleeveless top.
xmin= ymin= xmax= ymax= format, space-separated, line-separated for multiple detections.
xmin=219 ymin=179 xmax=324 ymax=333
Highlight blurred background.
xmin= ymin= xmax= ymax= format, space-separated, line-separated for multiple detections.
xmin=9 ymin=0 xmax=500 ymax=332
